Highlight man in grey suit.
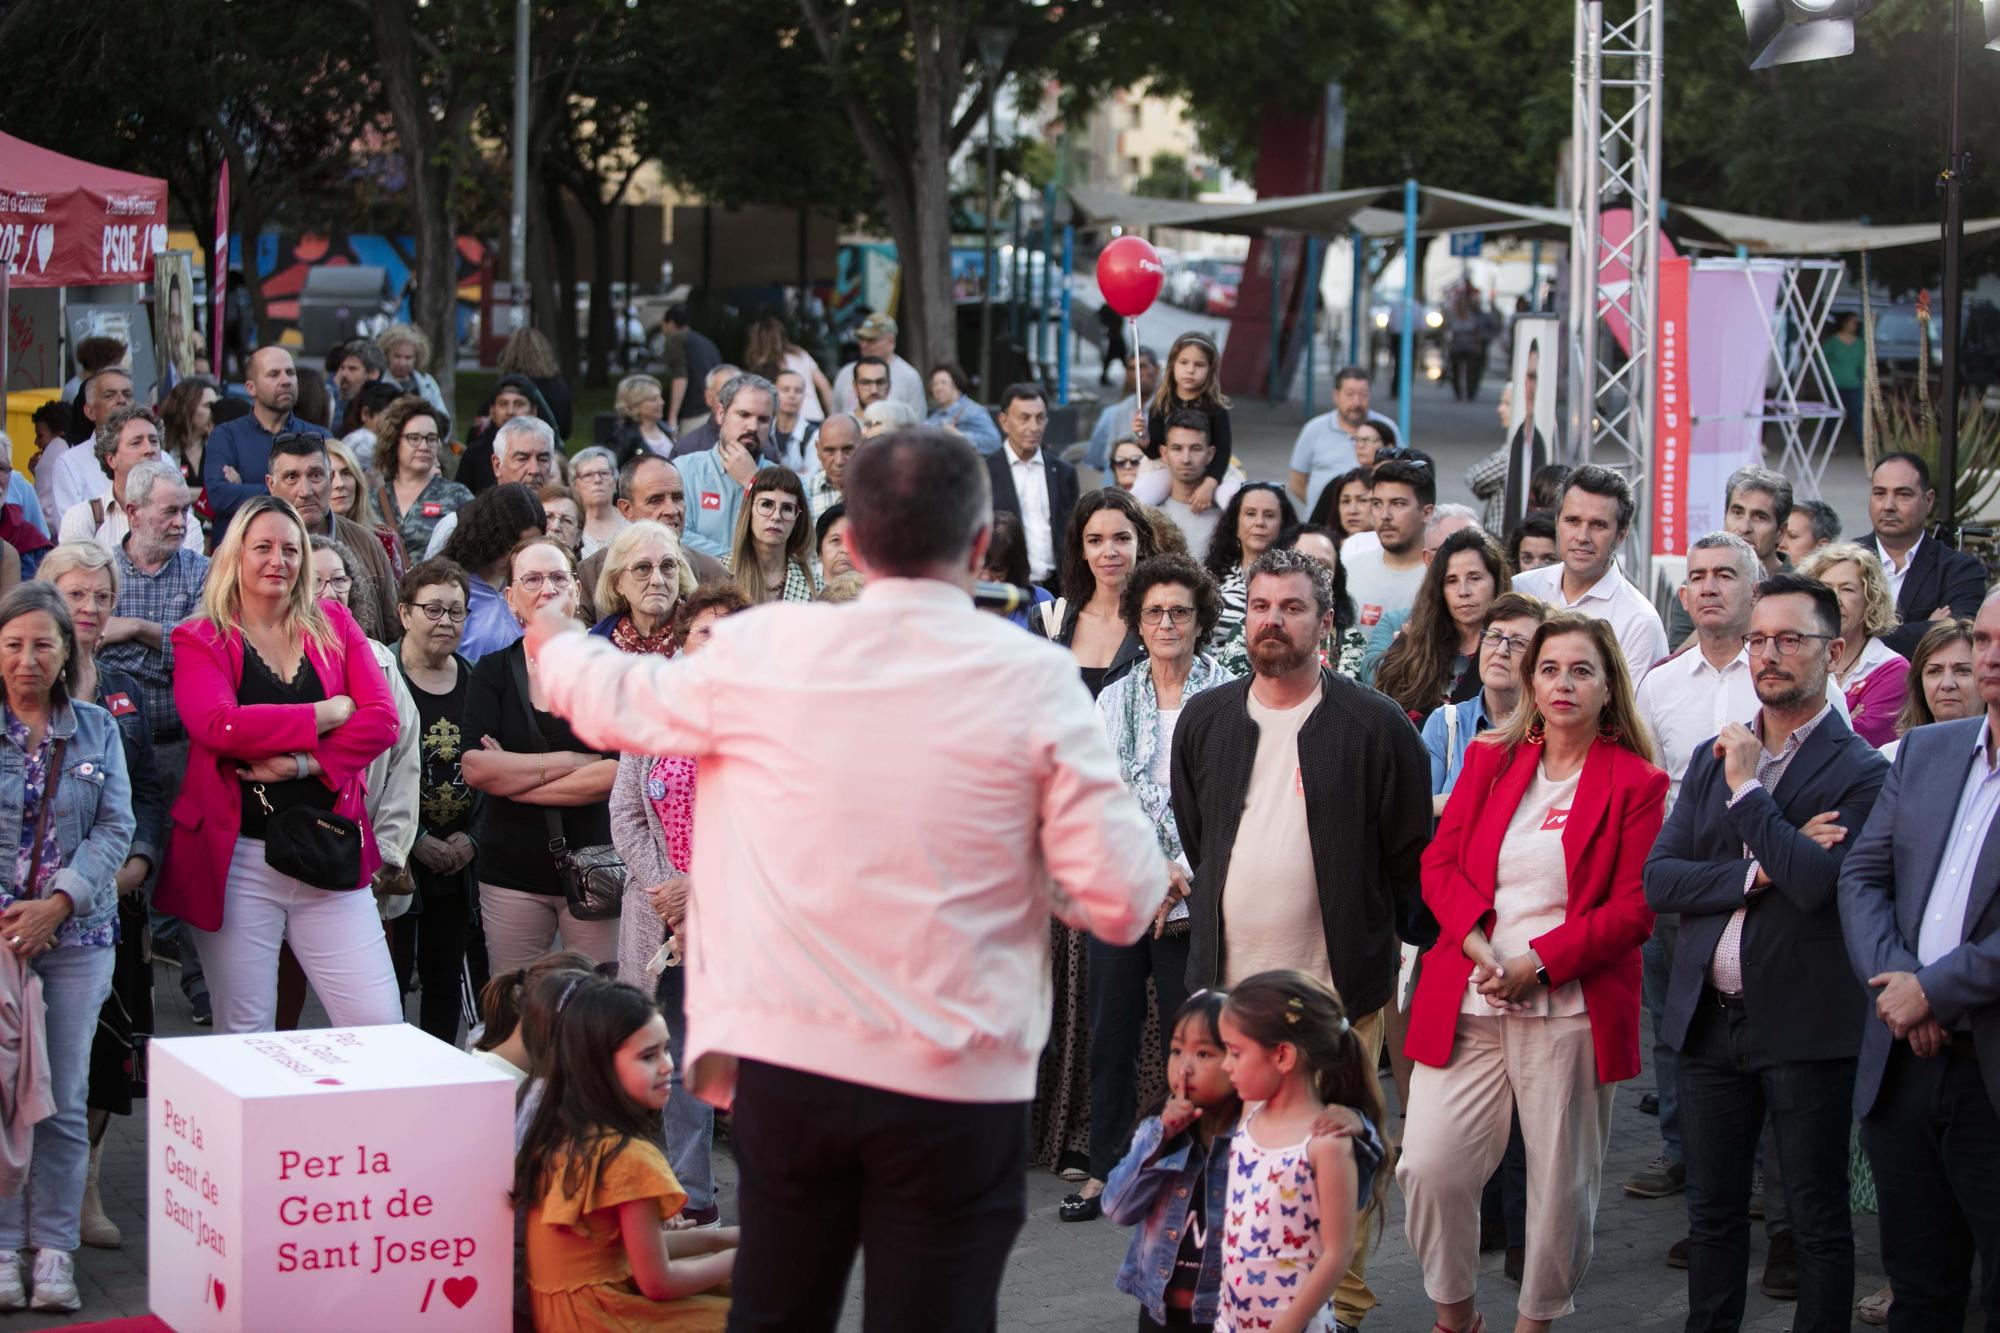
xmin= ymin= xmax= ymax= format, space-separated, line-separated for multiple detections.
xmin=1839 ymin=585 xmax=2000 ymax=1329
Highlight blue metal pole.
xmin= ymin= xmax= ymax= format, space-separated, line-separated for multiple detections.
xmin=1302 ymin=236 xmax=1320 ymax=420
xmin=1039 ymin=184 xmax=1055 ymax=372
xmin=1268 ymin=239 xmax=1284 ymax=406
xmin=1349 ymin=229 xmax=1365 ymax=376
xmin=1398 ymin=177 xmax=1417 ymax=447
xmin=1059 ymin=226 xmax=1073 ymax=405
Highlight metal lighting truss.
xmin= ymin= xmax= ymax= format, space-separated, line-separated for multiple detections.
xmin=1721 ymin=257 xmax=1846 ymax=501
xmin=1567 ymin=0 xmax=1663 ymax=567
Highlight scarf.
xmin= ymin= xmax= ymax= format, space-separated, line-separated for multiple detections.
xmin=609 ymin=614 xmax=676 ymax=657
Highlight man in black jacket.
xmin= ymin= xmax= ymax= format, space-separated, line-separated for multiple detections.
xmin=985 ymin=384 xmax=1078 ymax=591
xmin=1171 ymin=545 xmax=1431 ymax=1333
xmin=1644 ymin=573 xmax=1889 ymax=1333
xmin=1854 ymin=452 xmax=1988 ymax=657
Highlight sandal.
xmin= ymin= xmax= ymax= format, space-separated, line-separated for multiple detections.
xmin=1431 ymin=1317 xmax=1486 ymax=1333
xmin=1057 ymin=1166 xmax=1089 ymax=1182
xmin=1856 ymin=1287 xmax=1892 ymax=1326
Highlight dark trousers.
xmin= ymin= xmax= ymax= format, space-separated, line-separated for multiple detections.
xmin=389 ymin=890 xmax=471 ymax=1044
xmin=1862 ymin=1040 xmax=2000 ymax=1331
xmin=726 ymin=1059 xmax=1028 ymax=1332
xmin=1087 ymin=930 xmax=1192 ymax=1180
xmin=1480 ymin=1113 xmax=1528 ymax=1248
xmin=1677 ymin=994 xmax=1855 ymax=1333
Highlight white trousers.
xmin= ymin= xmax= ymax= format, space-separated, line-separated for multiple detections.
xmin=191 ymin=838 xmax=405 ymax=1034
xmin=478 ymin=882 xmax=621 ymax=976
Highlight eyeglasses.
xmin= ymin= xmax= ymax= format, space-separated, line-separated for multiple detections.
xmin=753 ymin=498 xmax=801 ymax=520
xmin=1140 ymin=606 xmax=1196 ymax=627
xmin=574 ymin=468 xmax=613 ymax=483
xmin=623 ymin=559 xmax=679 ymax=584
xmin=856 ymin=378 xmax=889 ymax=390
xmin=401 ymin=432 xmax=442 ymax=448
xmin=312 ymin=574 xmax=352 ymax=594
xmin=1746 ymin=631 xmax=1833 ymax=657
xmin=514 ymin=572 xmax=574 ymax=592
xmin=406 ymin=601 xmax=468 ymax=623
xmin=1479 ymin=629 xmax=1532 ymax=656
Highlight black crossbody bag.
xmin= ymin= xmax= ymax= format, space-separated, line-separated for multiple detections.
xmin=507 ymin=647 xmax=624 ymax=920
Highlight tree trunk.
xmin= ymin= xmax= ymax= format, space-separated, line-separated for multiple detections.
xmin=547 ymin=186 xmax=581 ymax=381
xmin=532 ymin=171 xmax=574 ymax=375
xmin=583 ymin=194 xmax=618 ymax=390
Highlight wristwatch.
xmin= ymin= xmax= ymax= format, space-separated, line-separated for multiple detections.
xmin=1533 ymin=961 xmax=1551 ymax=988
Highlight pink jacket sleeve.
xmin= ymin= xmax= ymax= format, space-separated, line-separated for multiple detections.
xmin=1846 ymin=656 xmax=1910 ymax=749
xmin=171 ymin=621 xmax=321 ymax=760
xmin=308 ymin=603 xmax=399 ymax=791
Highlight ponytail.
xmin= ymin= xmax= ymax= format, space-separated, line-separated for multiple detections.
xmin=472 ymin=948 xmax=598 ymax=1052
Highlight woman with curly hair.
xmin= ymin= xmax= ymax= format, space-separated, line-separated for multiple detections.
xmin=376 ymin=323 xmax=449 ymax=415
xmin=1797 ymin=541 xmax=1910 ymax=747
xmin=1373 ymin=527 xmax=1508 ymax=722
xmin=441 ymin=483 xmax=547 ymax=661
xmin=1201 ymin=481 xmax=1299 ymax=676
xmin=726 ymin=467 xmax=818 ymax=605
xmin=374 ymin=395 xmax=473 ymax=559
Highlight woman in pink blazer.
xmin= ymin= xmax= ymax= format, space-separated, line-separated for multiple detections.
xmin=1397 ymin=613 xmax=1666 ymax=1333
xmin=155 ymin=496 xmax=403 ymax=1034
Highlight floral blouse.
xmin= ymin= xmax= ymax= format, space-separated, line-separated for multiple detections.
xmin=5 ymin=710 xmax=112 ymax=949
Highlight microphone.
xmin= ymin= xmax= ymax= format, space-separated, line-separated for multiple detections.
xmin=973 ymin=580 xmax=1039 ymax=615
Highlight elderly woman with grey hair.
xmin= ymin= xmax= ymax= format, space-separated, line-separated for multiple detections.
xmin=568 ymin=445 xmax=627 ymax=559
xmin=0 ymin=581 xmax=134 ymax=1313
xmin=376 ymin=323 xmax=448 ymax=416
xmin=860 ymin=398 xmax=921 ymax=438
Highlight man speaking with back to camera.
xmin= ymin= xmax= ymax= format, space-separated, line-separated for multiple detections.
xmin=527 ymin=427 xmax=1168 ymax=1330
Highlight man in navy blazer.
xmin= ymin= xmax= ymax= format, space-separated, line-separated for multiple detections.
xmin=1852 ymin=451 xmax=1987 ymax=657
xmin=1839 ymin=586 xmax=2000 ymax=1329
xmin=983 ymin=384 xmax=1078 ymax=591
xmin=1646 ymin=573 xmax=1889 ymax=1333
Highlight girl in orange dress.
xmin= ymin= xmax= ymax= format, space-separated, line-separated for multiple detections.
xmin=515 ymin=979 xmax=735 ymax=1331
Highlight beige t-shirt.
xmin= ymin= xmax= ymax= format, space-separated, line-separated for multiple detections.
xmin=1462 ymin=761 xmax=1586 ymax=1018
xmin=1222 ymin=685 xmax=1333 ymax=987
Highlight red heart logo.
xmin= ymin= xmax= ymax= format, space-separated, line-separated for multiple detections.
xmin=315 ymin=1078 xmax=342 ymax=1085
xmin=442 ymin=1276 xmax=477 ymax=1309
xmin=213 ymin=1278 xmax=226 ymax=1310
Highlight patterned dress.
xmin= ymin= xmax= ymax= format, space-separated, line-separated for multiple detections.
xmin=1218 ymin=1103 xmax=1334 ymax=1333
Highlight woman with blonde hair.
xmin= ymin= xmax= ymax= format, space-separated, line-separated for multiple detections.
xmin=376 ymin=323 xmax=448 ymax=415
xmin=1400 ymin=612 xmax=1665 ymax=1333
xmin=153 ymin=496 xmax=404 ymax=1034
xmin=727 ymin=467 xmax=818 ymax=605
xmin=608 ymin=374 xmax=673 ymax=467
xmin=1797 ymin=541 xmax=1910 ymax=747
xmin=589 ymin=521 xmax=693 ymax=653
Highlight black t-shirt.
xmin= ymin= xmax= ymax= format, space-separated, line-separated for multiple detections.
xmin=462 ymin=640 xmax=611 ymax=895
xmin=236 ymin=641 xmax=336 ymax=838
xmin=401 ymin=653 xmax=474 ymax=840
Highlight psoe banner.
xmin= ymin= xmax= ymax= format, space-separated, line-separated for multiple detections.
xmin=148 ymin=1025 xmax=514 ymax=1333
xmin=1651 ymin=257 xmax=1691 ymax=557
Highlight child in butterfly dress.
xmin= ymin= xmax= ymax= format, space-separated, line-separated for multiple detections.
xmin=1104 ymin=989 xmax=1383 ymax=1332
xmin=1213 ymin=971 xmax=1385 ymax=1333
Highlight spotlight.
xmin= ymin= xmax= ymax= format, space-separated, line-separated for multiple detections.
xmin=1738 ymin=0 xmax=1875 ymax=69
xmin=1987 ymin=0 xmax=1999 ymax=50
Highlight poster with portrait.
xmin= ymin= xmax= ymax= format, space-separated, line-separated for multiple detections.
xmin=154 ymin=249 xmax=199 ymax=391
xmin=1500 ymin=314 xmax=1561 ymax=528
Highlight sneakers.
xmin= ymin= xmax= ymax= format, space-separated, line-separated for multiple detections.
xmin=1623 ymin=1154 xmax=1688 ymax=1198
xmin=0 ymin=1251 xmax=23 ymax=1311
xmin=190 ymin=991 xmax=213 ymax=1027
xmin=666 ymin=1203 xmax=721 ymax=1231
xmin=30 ymin=1249 xmax=79 ymax=1312
xmin=1760 ymin=1231 xmax=1800 ymax=1301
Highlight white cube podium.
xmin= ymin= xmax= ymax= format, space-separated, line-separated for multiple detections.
xmin=148 ymin=1025 xmax=515 ymax=1332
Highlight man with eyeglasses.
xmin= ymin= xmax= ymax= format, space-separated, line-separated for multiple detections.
xmin=831 ymin=312 xmax=926 ymax=418
xmin=677 ymin=373 xmax=776 ymax=559
xmin=1628 ymin=534 xmax=1850 ymax=1274
xmin=1646 ymin=572 xmax=1887 ymax=1332
xmin=265 ymin=430 xmax=400 ymax=633
xmin=99 ymin=459 xmax=213 ymax=1022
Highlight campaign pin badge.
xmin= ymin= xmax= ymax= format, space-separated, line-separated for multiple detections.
xmin=700 ymin=492 xmax=722 ymax=510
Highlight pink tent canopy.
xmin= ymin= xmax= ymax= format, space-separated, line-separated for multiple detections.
xmin=0 ymin=132 xmax=168 ymax=288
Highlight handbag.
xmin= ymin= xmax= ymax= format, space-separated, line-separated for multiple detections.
xmin=259 ymin=789 xmax=364 ymax=891
xmin=508 ymin=648 xmax=625 ymax=921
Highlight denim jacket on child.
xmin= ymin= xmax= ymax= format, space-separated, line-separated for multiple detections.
xmin=1102 ymin=1110 xmax=1385 ymax=1327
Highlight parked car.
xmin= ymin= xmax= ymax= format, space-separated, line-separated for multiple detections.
xmin=1203 ymin=263 xmax=1243 ymax=315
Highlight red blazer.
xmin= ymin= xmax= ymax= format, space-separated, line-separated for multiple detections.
xmin=155 ymin=601 xmax=399 ymax=931
xmin=1405 ymin=734 xmax=1666 ymax=1084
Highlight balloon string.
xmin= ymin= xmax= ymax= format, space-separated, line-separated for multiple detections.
xmin=1131 ymin=315 xmax=1142 ymax=447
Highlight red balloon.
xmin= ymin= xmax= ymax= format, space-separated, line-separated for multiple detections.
xmin=1096 ymin=236 xmax=1164 ymax=318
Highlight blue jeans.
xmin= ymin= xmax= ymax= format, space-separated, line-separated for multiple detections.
xmin=1643 ymin=921 xmax=1682 ymax=1162
xmin=0 ymin=946 xmax=114 ymax=1252
xmin=654 ymin=963 xmax=713 ymax=1211
xmin=1678 ymin=995 xmax=1854 ymax=1333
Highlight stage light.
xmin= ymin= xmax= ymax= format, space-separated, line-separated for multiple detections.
xmin=1738 ymin=0 xmax=1875 ymax=69
xmin=1987 ymin=0 xmax=1999 ymax=51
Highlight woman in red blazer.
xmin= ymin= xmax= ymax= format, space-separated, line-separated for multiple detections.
xmin=1396 ymin=612 xmax=1666 ymax=1333
xmin=154 ymin=495 xmax=404 ymax=1035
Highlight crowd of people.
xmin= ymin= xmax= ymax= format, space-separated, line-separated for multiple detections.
xmin=1 ymin=304 xmax=1998 ymax=1333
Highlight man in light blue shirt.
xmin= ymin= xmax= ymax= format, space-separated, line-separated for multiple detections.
xmin=676 ymin=372 xmax=775 ymax=558
xmin=1839 ymin=586 xmax=2000 ymax=1329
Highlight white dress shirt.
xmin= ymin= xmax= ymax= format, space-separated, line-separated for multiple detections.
xmin=1879 ymin=531 xmax=1922 ymax=604
xmin=1918 ymin=723 xmax=2000 ymax=966
xmin=1512 ymin=560 xmax=1671 ymax=686
xmin=1637 ymin=641 xmax=1850 ymax=815
xmin=46 ymin=445 xmax=110 ymax=526
xmin=32 ymin=437 xmax=72 ymax=532
xmin=1009 ymin=446 xmax=1056 ymax=582
xmin=536 ymin=578 xmax=1165 ymax=1105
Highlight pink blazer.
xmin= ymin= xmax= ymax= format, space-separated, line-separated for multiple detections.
xmin=155 ymin=600 xmax=399 ymax=931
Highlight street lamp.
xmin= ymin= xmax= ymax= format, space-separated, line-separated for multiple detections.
xmin=976 ymin=24 xmax=1013 ymax=403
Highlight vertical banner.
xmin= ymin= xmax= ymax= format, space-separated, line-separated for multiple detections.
xmin=1651 ymin=256 xmax=1690 ymax=557
xmin=211 ymin=162 xmax=229 ymax=374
